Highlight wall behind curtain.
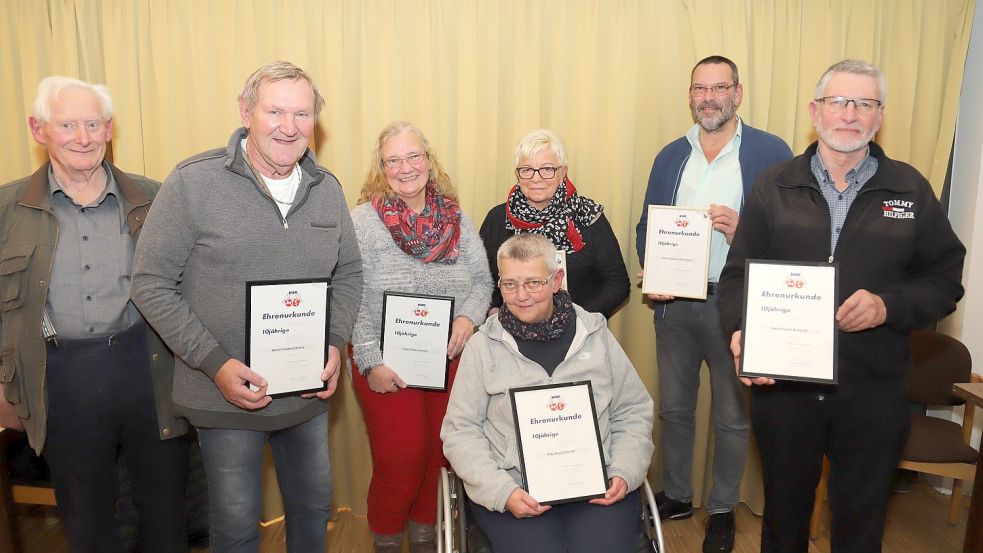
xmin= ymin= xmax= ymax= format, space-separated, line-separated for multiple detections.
xmin=0 ymin=0 xmax=974 ymax=516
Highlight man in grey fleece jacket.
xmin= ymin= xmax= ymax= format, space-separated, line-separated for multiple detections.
xmin=131 ymin=62 xmax=362 ymax=553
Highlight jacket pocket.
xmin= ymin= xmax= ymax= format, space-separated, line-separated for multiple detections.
xmin=310 ymin=220 xmax=338 ymax=229
xmin=0 ymin=244 xmax=35 ymax=311
xmin=0 ymin=346 xmax=23 ymax=407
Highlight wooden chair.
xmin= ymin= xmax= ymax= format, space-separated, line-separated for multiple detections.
xmin=1 ymin=427 xmax=56 ymax=553
xmin=810 ymin=330 xmax=979 ymax=539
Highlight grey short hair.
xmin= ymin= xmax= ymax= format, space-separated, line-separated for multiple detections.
xmin=497 ymin=233 xmax=559 ymax=273
xmin=513 ymin=129 xmax=568 ymax=167
xmin=814 ymin=59 xmax=887 ymax=104
xmin=239 ymin=61 xmax=325 ymax=117
xmin=32 ymin=76 xmax=113 ymax=123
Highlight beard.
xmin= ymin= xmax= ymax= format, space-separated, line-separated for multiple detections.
xmin=814 ymin=116 xmax=877 ymax=153
xmin=691 ymin=96 xmax=737 ymax=133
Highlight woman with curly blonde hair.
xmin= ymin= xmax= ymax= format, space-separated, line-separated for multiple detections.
xmin=350 ymin=121 xmax=493 ymax=552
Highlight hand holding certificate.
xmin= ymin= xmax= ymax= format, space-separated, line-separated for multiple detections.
xmin=740 ymin=261 xmax=838 ymax=384
xmin=245 ymin=279 xmax=331 ymax=396
xmin=642 ymin=206 xmax=712 ymax=299
xmin=510 ymin=381 xmax=608 ymax=505
xmin=381 ymin=292 xmax=455 ymax=390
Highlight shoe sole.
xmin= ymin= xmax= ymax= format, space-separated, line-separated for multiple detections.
xmin=661 ymin=509 xmax=694 ymax=521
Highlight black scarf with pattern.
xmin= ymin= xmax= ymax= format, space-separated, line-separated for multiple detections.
xmin=499 ymin=290 xmax=575 ymax=342
xmin=504 ymin=177 xmax=603 ymax=253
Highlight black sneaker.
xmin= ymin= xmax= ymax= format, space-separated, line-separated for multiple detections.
xmin=654 ymin=490 xmax=693 ymax=520
xmin=703 ymin=511 xmax=735 ymax=553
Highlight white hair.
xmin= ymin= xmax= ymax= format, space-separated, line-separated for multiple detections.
xmin=513 ymin=128 xmax=568 ymax=167
xmin=32 ymin=76 xmax=114 ymax=123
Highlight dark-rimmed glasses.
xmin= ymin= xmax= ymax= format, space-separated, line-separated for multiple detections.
xmin=515 ymin=166 xmax=559 ymax=180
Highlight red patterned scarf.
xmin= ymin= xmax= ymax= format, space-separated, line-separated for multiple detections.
xmin=372 ymin=184 xmax=462 ymax=263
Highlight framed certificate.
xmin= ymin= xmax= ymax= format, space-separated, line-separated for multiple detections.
xmin=510 ymin=381 xmax=608 ymax=505
xmin=380 ymin=292 xmax=455 ymax=390
xmin=642 ymin=206 xmax=712 ymax=299
xmin=245 ymin=278 xmax=331 ymax=396
xmin=740 ymin=260 xmax=838 ymax=384
xmin=553 ymin=249 xmax=569 ymax=290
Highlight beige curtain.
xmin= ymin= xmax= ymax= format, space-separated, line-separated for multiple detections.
xmin=0 ymin=0 xmax=974 ymax=517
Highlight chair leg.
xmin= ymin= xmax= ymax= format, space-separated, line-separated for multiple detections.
xmin=949 ymin=479 xmax=964 ymax=525
xmin=810 ymin=457 xmax=830 ymax=540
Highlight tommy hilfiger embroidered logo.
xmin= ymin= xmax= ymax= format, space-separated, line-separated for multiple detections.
xmin=882 ymin=200 xmax=914 ymax=219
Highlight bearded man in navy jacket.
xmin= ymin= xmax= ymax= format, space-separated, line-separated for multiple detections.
xmin=635 ymin=55 xmax=792 ymax=553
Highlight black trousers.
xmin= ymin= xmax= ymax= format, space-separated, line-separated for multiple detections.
xmin=43 ymin=322 xmax=189 ymax=553
xmin=751 ymin=383 xmax=909 ymax=553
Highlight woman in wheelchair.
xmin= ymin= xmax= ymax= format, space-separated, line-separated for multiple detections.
xmin=441 ymin=233 xmax=654 ymax=553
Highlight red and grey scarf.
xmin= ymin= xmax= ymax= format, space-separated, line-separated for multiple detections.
xmin=372 ymin=184 xmax=462 ymax=263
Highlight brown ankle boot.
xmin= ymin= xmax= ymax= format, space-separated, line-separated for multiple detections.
xmin=372 ymin=531 xmax=403 ymax=553
xmin=407 ymin=521 xmax=436 ymax=553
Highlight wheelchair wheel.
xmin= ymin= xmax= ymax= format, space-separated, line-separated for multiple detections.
xmin=640 ymin=479 xmax=666 ymax=553
xmin=437 ymin=467 xmax=469 ymax=553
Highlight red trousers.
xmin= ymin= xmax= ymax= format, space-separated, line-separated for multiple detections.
xmin=352 ymin=357 xmax=459 ymax=534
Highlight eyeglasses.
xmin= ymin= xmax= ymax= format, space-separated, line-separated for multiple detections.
xmin=498 ymin=272 xmax=555 ymax=294
xmin=515 ymin=166 xmax=560 ymax=180
xmin=689 ymin=84 xmax=737 ymax=97
xmin=382 ymin=152 xmax=428 ymax=169
xmin=815 ymin=96 xmax=882 ymax=115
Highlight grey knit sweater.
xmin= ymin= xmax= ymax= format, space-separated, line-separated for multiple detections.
xmin=132 ymin=128 xmax=363 ymax=430
xmin=350 ymin=201 xmax=492 ymax=373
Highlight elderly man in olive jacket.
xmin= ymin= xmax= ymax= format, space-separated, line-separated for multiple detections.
xmin=0 ymin=76 xmax=188 ymax=553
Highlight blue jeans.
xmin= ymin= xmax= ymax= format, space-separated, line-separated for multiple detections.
xmin=197 ymin=411 xmax=332 ymax=553
xmin=654 ymin=295 xmax=750 ymax=513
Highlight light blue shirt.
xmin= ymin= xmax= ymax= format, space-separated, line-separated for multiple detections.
xmin=677 ymin=119 xmax=744 ymax=282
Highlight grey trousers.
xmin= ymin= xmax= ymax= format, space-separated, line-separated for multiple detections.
xmin=654 ymin=295 xmax=750 ymax=513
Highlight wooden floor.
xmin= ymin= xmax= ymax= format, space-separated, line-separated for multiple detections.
xmin=13 ymin=480 xmax=968 ymax=553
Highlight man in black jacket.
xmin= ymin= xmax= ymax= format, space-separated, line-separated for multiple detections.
xmin=718 ymin=59 xmax=965 ymax=553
